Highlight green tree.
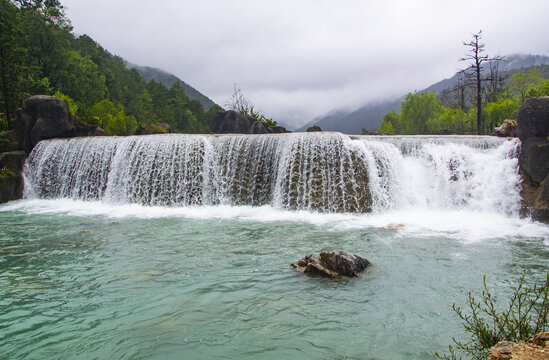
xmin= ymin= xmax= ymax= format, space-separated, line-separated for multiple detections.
xmin=53 ymin=90 xmax=77 ymax=116
xmin=506 ymin=70 xmax=541 ymax=105
xmin=399 ymin=91 xmax=442 ymax=134
xmin=438 ymin=107 xmax=472 ymax=134
xmin=378 ymin=110 xmax=398 ymax=133
xmin=55 ymin=50 xmax=106 ymax=110
xmin=18 ymin=0 xmax=72 ymax=85
xmin=0 ymin=0 xmax=25 ymax=129
xmin=87 ymin=99 xmax=133 ymax=136
xmin=484 ymin=98 xmax=519 ymax=131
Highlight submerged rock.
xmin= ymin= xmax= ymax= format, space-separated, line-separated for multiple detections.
xmin=291 ymin=250 xmax=371 ymax=278
xmin=488 ymin=332 xmax=549 ymax=360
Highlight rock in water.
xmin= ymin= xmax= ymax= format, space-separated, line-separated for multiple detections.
xmin=291 ymin=250 xmax=370 ymax=278
xmin=493 ymin=119 xmax=517 ymax=137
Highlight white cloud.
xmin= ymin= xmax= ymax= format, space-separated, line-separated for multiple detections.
xmin=62 ymin=0 xmax=549 ymax=127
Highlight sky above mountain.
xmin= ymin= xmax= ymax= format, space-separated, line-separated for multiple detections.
xmin=62 ymin=0 xmax=549 ymax=128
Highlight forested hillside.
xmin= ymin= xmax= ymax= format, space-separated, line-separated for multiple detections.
xmin=378 ymin=64 xmax=549 ymax=135
xmin=129 ymin=64 xmax=216 ymax=112
xmin=0 ymin=0 xmax=222 ymax=135
xmin=304 ymin=54 xmax=549 ymax=134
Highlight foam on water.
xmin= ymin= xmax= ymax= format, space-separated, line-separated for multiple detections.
xmin=2 ymin=131 xmax=549 ymax=360
xmin=2 ymin=198 xmax=548 ymax=244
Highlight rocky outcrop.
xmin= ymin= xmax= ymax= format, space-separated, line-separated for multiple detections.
xmin=268 ymin=125 xmax=289 ymax=133
xmin=210 ymin=111 xmax=269 ymax=134
xmin=15 ymin=95 xmax=76 ymax=153
xmin=517 ymin=97 xmax=549 ymax=142
xmin=0 ymin=151 xmax=26 ymax=204
xmin=518 ymin=97 xmax=549 ymax=222
xmin=291 ymin=250 xmax=370 ymax=278
xmin=487 ymin=332 xmax=549 ymax=360
xmin=209 ymin=111 xmax=290 ymax=134
xmin=307 ymin=125 xmax=322 ymax=132
xmin=493 ymin=119 xmax=517 ymax=137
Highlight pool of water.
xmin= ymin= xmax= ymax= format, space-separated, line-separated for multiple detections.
xmin=1 ymin=200 xmax=548 ymax=359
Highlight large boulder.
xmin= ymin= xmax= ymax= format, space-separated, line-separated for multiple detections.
xmin=267 ymin=125 xmax=290 ymax=133
xmin=517 ymin=97 xmax=549 ymax=142
xmin=307 ymin=125 xmax=322 ymax=132
xmin=519 ymin=137 xmax=549 ymax=184
xmin=15 ymin=95 xmax=76 ymax=152
xmin=0 ymin=150 xmax=26 ymax=203
xmin=291 ymin=250 xmax=371 ymax=278
xmin=209 ymin=110 xmax=268 ymax=134
xmin=517 ymin=97 xmax=549 ymax=222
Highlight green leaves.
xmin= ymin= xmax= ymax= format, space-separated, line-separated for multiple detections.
xmin=0 ymin=1 xmax=214 ymax=134
xmin=436 ymin=272 xmax=549 ymax=360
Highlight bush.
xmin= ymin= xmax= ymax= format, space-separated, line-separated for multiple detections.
xmin=436 ymin=272 xmax=549 ymax=360
xmin=0 ymin=168 xmax=15 ymax=176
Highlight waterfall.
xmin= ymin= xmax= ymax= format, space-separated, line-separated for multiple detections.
xmin=23 ymin=133 xmax=521 ymax=215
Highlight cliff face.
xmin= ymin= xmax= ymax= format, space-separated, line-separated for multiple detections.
xmin=518 ymin=97 xmax=549 ymax=222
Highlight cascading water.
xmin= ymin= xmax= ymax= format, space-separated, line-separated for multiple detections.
xmin=4 ymin=132 xmax=549 ymax=360
xmin=23 ymin=132 xmax=521 ymax=216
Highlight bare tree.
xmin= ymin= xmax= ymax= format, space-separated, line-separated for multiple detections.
xmin=225 ymin=83 xmax=252 ymax=114
xmin=459 ymin=30 xmax=503 ymax=135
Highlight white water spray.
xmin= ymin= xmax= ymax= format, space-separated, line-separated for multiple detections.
xmin=23 ymin=133 xmax=521 ymax=216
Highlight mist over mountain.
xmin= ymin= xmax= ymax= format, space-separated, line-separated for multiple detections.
xmin=300 ymin=54 xmax=549 ymax=134
xmin=129 ymin=64 xmax=217 ymax=111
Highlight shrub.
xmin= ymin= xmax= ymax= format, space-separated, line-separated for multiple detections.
xmin=436 ymin=272 xmax=549 ymax=360
xmin=0 ymin=168 xmax=15 ymax=176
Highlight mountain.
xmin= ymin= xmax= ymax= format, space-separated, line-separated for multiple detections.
xmin=305 ymin=54 xmax=549 ymax=134
xmin=129 ymin=64 xmax=217 ymax=111
xmin=297 ymin=101 xmax=400 ymax=133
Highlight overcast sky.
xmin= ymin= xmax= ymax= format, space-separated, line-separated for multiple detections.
xmin=62 ymin=0 xmax=549 ymax=128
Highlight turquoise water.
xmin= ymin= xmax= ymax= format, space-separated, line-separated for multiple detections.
xmin=1 ymin=200 xmax=548 ymax=359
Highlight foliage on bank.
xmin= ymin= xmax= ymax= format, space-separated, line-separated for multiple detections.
xmin=0 ymin=0 xmax=221 ymax=135
xmin=436 ymin=272 xmax=549 ymax=360
xmin=378 ymin=68 xmax=549 ymax=135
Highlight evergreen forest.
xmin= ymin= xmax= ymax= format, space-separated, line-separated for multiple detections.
xmin=0 ymin=0 xmax=222 ymax=135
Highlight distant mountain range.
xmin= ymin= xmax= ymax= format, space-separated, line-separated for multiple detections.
xmin=128 ymin=64 xmax=217 ymax=111
xmin=299 ymin=54 xmax=549 ymax=134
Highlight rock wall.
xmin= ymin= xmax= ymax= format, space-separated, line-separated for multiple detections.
xmin=0 ymin=151 xmax=26 ymax=203
xmin=1 ymin=95 xmax=103 ymax=204
xmin=517 ymin=97 xmax=549 ymax=222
